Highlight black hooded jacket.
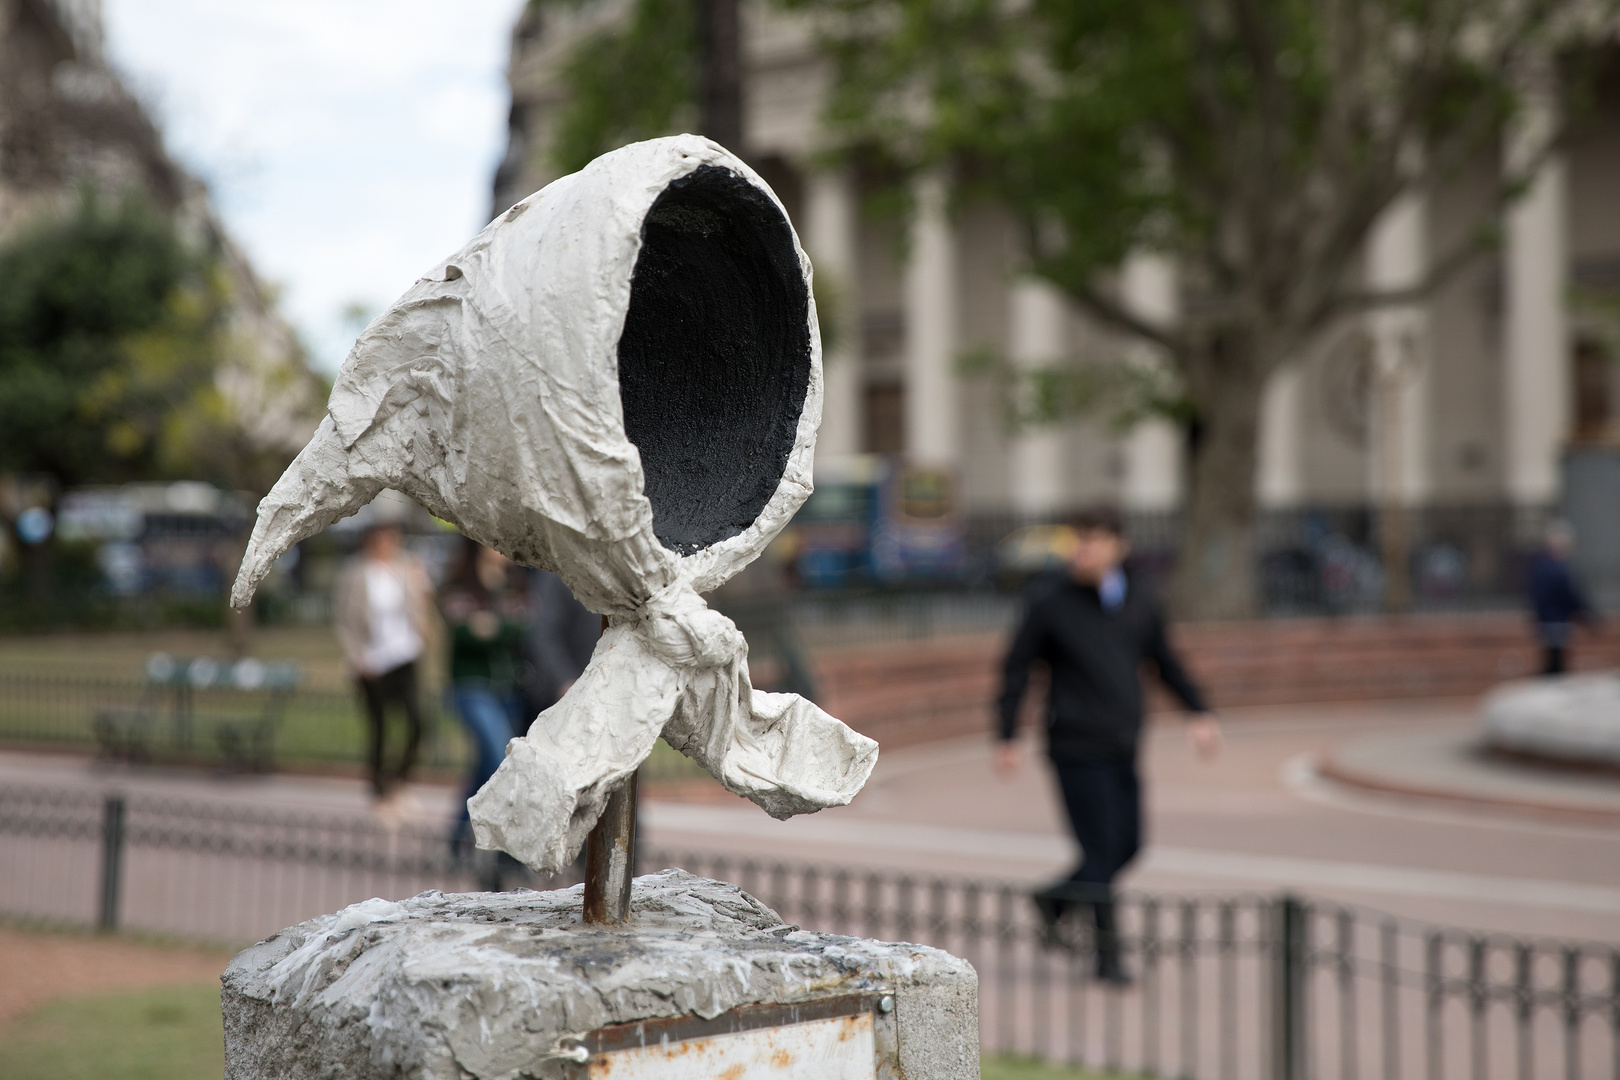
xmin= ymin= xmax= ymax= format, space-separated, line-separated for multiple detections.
xmin=997 ymin=571 xmax=1207 ymax=761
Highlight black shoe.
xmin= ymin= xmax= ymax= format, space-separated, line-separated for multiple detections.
xmin=1032 ymin=890 xmax=1087 ymax=952
xmin=1095 ymin=959 xmax=1134 ymax=987
xmin=1033 ymin=890 xmax=1065 ymax=928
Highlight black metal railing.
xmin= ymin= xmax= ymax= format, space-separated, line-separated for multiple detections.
xmin=2 ymin=781 xmax=1616 ymax=1079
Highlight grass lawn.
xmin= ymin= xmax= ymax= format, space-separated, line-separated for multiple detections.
xmin=0 ymin=622 xmax=715 ymax=782
xmin=0 ymin=984 xmax=223 ymax=1080
xmin=982 ymin=1055 xmax=1127 ymax=1080
xmin=0 ymin=984 xmax=1121 ymax=1080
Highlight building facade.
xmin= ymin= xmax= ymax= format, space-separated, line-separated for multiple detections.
xmin=493 ymin=4 xmax=1620 ymax=555
xmin=0 ymin=0 xmax=325 ymax=491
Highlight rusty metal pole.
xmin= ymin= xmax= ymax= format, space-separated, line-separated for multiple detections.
xmin=582 ymin=773 xmax=637 ymax=924
xmin=582 ymin=615 xmax=636 ymax=925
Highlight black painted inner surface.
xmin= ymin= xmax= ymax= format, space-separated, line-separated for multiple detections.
xmin=617 ymin=165 xmax=811 ymax=555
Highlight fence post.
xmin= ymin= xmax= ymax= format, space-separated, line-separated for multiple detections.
xmin=1273 ymin=893 xmax=1307 ymax=1080
xmin=98 ymin=794 xmax=126 ymax=931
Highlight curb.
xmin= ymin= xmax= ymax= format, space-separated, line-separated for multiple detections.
xmin=1317 ymin=753 xmax=1620 ymax=827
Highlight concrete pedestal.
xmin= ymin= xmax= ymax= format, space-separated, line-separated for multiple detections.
xmin=221 ymin=869 xmax=978 ymax=1080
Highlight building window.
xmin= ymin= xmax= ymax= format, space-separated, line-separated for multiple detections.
xmin=863 ymin=383 xmax=904 ymax=454
xmin=1573 ymin=336 xmax=1613 ymax=442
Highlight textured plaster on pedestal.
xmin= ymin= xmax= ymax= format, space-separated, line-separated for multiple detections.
xmin=224 ymin=135 xmax=877 ymax=874
xmin=221 ymin=871 xmax=978 ymax=1080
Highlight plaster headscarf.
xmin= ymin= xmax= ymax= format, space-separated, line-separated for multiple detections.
xmin=230 ymin=135 xmax=877 ymax=873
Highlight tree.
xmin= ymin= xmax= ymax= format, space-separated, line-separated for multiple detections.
xmin=792 ymin=0 xmax=1605 ymax=618
xmin=535 ymin=0 xmax=745 ymax=174
xmin=0 ymin=192 xmax=191 ymax=486
xmin=0 ymin=191 xmax=317 ymax=492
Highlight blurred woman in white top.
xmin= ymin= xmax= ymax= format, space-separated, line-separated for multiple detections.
xmin=335 ymin=523 xmax=434 ymax=802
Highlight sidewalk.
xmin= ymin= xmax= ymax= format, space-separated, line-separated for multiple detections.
xmin=4 ymin=698 xmax=1618 ymax=941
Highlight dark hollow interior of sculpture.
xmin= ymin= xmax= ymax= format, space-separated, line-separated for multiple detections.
xmin=618 ymin=164 xmax=811 ymax=555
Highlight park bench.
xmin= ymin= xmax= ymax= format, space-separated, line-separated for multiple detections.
xmin=93 ymin=653 xmax=301 ymax=771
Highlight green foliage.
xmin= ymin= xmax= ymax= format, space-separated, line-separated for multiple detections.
xmin=958 ymin=346 xmax=1193 ymax=434
xmin=541 ymin=0 xmax=698 ymax=175
xmin=0 ymin=983 xmax=224 ymax=1080
xmin=0 ymin=192 xmax=236 ymax=487
xmin=792 ymin=0 xmax=1583 ymax=371
xmin=0 ymin=192 xmax=186 ymax=484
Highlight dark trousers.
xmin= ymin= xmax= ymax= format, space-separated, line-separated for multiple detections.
xmin=1050 ymin=756 xmax=1142 ymax=969
xmin=1542 ymin=645 xmax=1567 ymax=676
xmin=357 ymin=661 xmax=423 ymax=796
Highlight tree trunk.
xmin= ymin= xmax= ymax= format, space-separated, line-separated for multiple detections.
xmin=697 ymin=0 xmax=744 ymax=154
xmin=1170 ymin=337 xmax=1268 ymax=622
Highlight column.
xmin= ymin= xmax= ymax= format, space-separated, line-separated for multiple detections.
xmin=1007 ymin=278 xmax=1068 ymax=516
xmin=903 ymin=173 xmax=958 ymax=467
xmin=1257 ymin=366 xmax=1305 ymax=506
xmin=805 ymin=167 xmax=860 ymax=462
xmin=1503 ymin=74 xmax=1569 ymax=508
xmin=1365 ymin=189 xmax=1431 ymax=610
xmin=1366 ymin=191 xmax=1431 ymax=506
xmin=1119 ymin=253 xmax=1182 ymax=511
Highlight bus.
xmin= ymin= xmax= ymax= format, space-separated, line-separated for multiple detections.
xmin=788 ymin=455 xmax=965 ymax=589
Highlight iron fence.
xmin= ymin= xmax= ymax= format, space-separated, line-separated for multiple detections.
xmin=2 ymin=781 xmax=1617 ymax=1079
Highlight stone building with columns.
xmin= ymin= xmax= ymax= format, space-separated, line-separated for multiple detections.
xmin=493 ymin=5 xmax=1620 ymax=595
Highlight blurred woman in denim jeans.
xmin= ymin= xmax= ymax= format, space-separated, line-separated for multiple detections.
xmin=440 ymin=537 xmax=531 ymax=854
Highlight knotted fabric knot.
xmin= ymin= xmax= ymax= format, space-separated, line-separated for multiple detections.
xmin=469 ymin=575 xmax=878 ymax=874
xmin=631 ymin=578 xmax=743 ymax=669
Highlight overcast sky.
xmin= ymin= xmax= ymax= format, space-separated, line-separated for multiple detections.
xmin=103 ymin=0 xmax=529 ymax=372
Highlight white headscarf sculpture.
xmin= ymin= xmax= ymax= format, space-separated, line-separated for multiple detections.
xmin=230 ymin=135 xmax=878 ymax=873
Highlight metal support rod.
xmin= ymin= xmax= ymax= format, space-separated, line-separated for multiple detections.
xmin=1274 ymin=893 xmax=1307 ymax=1080
xmin=582 ymin=773 xmax=636 ymax=925
xmin=98 ymin=794 xmax=126 ymax=931
xmin=579 ymin=615 xmax=636 ymax=925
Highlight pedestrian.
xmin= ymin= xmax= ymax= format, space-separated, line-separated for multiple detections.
xmin=995 ymin=505 xmax=1220 ymax=984
xmin=334 ymin=522 xmax=433 ymax=806
xmin=517 ymin=568 xmax=600 ymax=737
xmin=440 ymin=538 xmax=531 ymax=853
xmin=1528 ymin=519 xmax=1598 ymax=676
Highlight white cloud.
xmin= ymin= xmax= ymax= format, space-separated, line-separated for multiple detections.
xmin=103 ymin=0 xmax=528 ymax=371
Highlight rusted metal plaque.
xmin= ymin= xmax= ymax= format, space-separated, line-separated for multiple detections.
xmin=572 ymin=993 xmax=896 ymax=1080
xmin=589 ymin=1013 xmax=874 ymax=1080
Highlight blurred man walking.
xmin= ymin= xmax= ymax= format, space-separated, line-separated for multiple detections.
xmin=1528 ymin=520 xmax=1599 ymax=676
xmin=996 ymin=506 xmax=1220 ymax=983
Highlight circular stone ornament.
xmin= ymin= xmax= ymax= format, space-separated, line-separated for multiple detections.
xmin=230 ymin=136 xmax=877 ymax=873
